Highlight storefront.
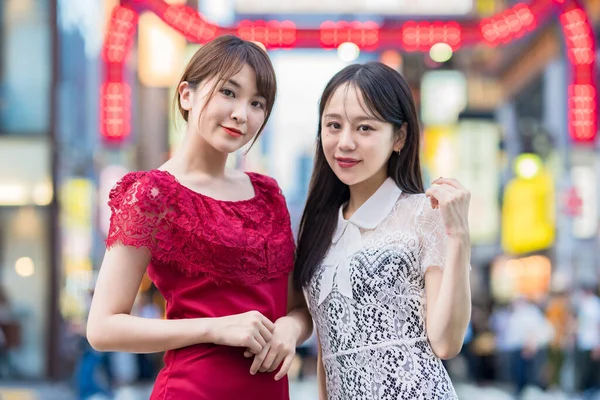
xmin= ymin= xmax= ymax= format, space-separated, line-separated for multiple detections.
xmin=0 ymin=0 xmax=56 ymax=379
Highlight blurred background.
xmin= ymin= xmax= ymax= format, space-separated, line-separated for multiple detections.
xmin=1 ymin=0 xmax=600 ymax=399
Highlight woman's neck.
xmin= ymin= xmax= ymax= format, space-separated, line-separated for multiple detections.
xmin=167 ymin=130 xmax=229 ymax=178
xmin=344 ymin=172 xmax=388 ymax=219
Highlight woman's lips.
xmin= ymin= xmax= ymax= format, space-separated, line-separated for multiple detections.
xmin=336 ymin=157 xmax=361 ymax=168
xmin=221 ymin=126 xmax=243 ymax=137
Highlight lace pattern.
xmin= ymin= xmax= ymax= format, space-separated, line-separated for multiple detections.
xmin=106 ymin=170 xmax=295 ymax=286
xmin=307 ymin=193 xmax=457 ymax=399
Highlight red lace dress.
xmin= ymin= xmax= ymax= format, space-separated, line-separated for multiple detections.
xmin=105 ymin=169 xmax=295 ymax=400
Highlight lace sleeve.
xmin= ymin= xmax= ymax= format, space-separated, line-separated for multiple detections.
xmin=105 ymin=172 xmax=170 ymax=255
xmin=417 ymin=196 xmax=448 ymax=274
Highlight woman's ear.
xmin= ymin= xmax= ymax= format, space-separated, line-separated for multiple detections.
xmin=394 ymin=123 xmax=408 ymax=153
xmin=178 ymin=81 xmax=193 ymax=111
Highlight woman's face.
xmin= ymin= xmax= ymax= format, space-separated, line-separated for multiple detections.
xmin=321 ymin=83 xmax=403 ymax=187
xmin=179 ymin=63 xmax=267 ymax=154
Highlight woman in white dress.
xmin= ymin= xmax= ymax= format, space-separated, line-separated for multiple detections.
xmin=294 ymin=62 xmax=472 ymax=399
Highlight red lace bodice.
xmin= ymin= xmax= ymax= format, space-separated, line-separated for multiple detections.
xmin=106 ymin=169 xmax=295 ymax=286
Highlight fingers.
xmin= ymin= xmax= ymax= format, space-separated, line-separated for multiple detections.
xmin=426 ymin=183 xmax=456 ymax=208
xmin=266 ymin=352 xmax=286 ymax=373
xmin=275 ymin=354 xmax=295 ymax=381
xmin=432 ymin=177 xmax=463 ymax=190
xmin=247 ymin=336 xmax=263 ymax=354
xmin=244 ymin=349 xmax=253 ymax=358
xmin=431 ymin=177 xmax=470 ymax=200
xmin=250 ymin=344 xmax=270 ymax=375
xmin=260 ymin=314 xmax=276 ymax=332
xmin=246 ymin=311 xmax=274 ymax=354
xmin=425 ymin=185 xmax=449 ymax=209
xmin=428 ymin=183 xmax=453 ymax=197
xmin=259 ymin=323 xmax=273 ymax=343
xmin=259 ymin=347 xmax=278 ymax=373
xmin=247 ymin=310 xmax=274 ymax=336
xmin=425 ymin=188 xmax=439 ymax=209
xmin=255 ymin=332 xmax=267 ymax=349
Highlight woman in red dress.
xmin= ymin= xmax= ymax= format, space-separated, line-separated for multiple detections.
xmin=86 ymin=35 xmax=312 ymax=399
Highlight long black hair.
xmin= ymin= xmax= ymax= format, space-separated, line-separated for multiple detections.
xmin=293 ymin=62 xmax=424 ymax=289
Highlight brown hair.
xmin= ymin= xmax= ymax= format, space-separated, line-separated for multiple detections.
xmin=174 ymin=35 xmax=277 ymax=144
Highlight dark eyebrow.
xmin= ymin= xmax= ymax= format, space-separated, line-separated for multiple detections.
xmin=323 ymin=113 xmax=379 ymax=123
xmin=227 ymin=78 xmax=242 ymax=89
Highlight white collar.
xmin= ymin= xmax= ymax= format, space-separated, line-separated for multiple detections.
xmin=332 ymin=177 xmax=402 ymax=244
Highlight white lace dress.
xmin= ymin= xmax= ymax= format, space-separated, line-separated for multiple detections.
xmin=306 ymin=178 xmax=458 ymax=400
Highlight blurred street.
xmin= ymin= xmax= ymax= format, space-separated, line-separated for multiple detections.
xmin=2 ymin=0 xmax=600 ymax=399
xmin=1 ymin=380 xmax=600 ymax=400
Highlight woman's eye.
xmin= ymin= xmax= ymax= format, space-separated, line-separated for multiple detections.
xmin=327 ymin=122 xmax=341 ymax=129
xmin=221 ymin=88 xmax=235 ymax=97
xmin=252 ymin=101 xmax=265 ymax=109
xmin=358 ymin=125 xmax=373 ymax=132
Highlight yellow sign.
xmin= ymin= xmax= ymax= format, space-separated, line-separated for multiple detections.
xmin=60 ymin=178 xmax=95 ymax=323
xmin=422 ymin=125 xmax=458 ymax=179
xmin=60 ymin=178 xmax=95 ymax=228
xmin=501 ymin=171 xmax=555 ymax=254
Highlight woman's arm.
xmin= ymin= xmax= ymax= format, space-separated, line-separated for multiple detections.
xmin=317 ymin=337 xmax=327 ymax=400
xmin=424 ymin=236 xmax=471 ymax=359
xmin=87 ymin=245 xmax=274 ymax=354
xmin=285 ymin=276 xmax=314 ymax=345
xmin=424 ymin=178 xmax=472 ymax=359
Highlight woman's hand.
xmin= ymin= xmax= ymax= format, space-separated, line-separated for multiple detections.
xmin=209 ymin=311 xmax=275 ymax=354
xmin=245 ymin=316 xmax=300 ymax=380
xmin=425 ymin=177 xmax=471 ymax=238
